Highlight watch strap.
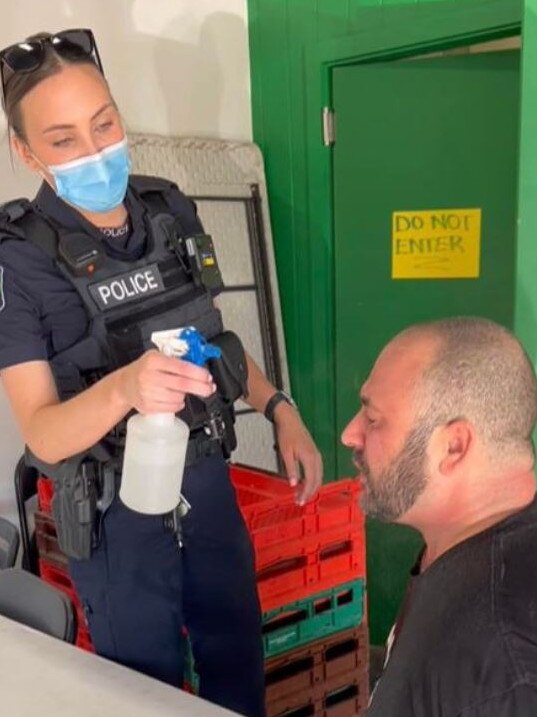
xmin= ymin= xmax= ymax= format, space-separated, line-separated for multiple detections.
xmin=264 ymin=390 xmax=295 ymax=422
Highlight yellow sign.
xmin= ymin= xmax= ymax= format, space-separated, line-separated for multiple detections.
xmin=392 ymin=208 xmax=481 ymax=279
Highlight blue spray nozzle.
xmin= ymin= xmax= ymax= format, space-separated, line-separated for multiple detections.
xmin=151 ymin=327 xmax=222 ymax=365
xmin=177 ymin=327 xmax=222 ymax=366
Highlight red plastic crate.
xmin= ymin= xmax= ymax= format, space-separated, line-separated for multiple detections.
xmin=256 ymin=522 xmax=364 ymax=571
xmin=230 ymin=466 xmax=365 ymax=611
xmin=34 ymin=510 xmax=68 ymax=568
xmin=76 ymin=626 xmax=95 ymax=653
xmin=257 ymin=530 xmax=365 ymax=612
xmin=231 ymin=465 xmax=363 ymax=549
xmin=39 ymin=558 xmax=94 ymax=652
xmin=37 ymin=477 xmax=54 ymax=514
xmin=39 ymin=559 xmax=84 ymax=620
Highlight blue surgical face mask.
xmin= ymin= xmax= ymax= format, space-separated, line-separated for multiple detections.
xmin=46 ymin=138 xmax=131 ymax=213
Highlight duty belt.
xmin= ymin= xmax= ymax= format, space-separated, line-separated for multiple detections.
xmin=185 ymin=433 xmax=223 ymax=466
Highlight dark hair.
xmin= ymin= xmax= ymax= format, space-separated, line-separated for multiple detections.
xmin=2 ymin=32 xmax=102 ymax=141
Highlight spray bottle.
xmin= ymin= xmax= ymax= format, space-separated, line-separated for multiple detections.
xmin=119 ymin=327 xmax=222 ymax=514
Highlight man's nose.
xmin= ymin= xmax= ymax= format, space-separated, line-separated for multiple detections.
xmin=341 ymin=411 xmax=365 ymax=449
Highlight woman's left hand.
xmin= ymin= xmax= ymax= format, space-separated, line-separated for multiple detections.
xmin=274 ymin=403 xmax=323 ymax=505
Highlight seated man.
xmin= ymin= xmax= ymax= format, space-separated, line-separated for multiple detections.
xmin=341 ymin=317 xmax=537 ymax=716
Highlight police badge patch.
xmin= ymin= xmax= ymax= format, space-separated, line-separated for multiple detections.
xmin=88 ymin=263 xmax=165 ymax=311
xmin=0 ymin=266 xmax=5 ymax=313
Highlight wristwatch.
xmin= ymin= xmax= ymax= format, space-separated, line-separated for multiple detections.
xmin=264 ymin=390 xmax=297 ymax=422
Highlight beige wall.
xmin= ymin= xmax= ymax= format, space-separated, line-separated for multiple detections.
xmin=0 ymin=0 xmax=251 ymax=523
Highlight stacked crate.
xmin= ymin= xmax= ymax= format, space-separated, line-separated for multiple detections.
xmin=34 ymin=477 xmax=94 ymax=651
xmin=36 ymin=466 xmax=369 ymax=715
xmin=192 ymin=465 xmax=368 ymax=716
xmin=233 ymin=465 xmax=368 ymax=717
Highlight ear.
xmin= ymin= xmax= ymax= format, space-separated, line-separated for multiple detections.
xmin=10 ymin=133 xmax=42 ymax=175
xmin=438 ymin=420 xmax=473 ymax=475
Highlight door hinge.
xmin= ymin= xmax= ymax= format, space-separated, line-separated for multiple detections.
xmin=322 ymin=107 xmax=336 ymax=147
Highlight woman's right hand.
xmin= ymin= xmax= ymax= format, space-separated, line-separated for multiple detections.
xmin=118 ymin=350 xmax=216 ymax=414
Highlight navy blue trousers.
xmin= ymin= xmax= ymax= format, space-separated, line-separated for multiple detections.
xmin=68 ymin=454 xmax=266 ymax=717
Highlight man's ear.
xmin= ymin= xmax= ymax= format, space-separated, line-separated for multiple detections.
xmin=438 ymin=420 xmax=473 ymax=475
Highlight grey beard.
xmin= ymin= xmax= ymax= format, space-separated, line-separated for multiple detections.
xmin=354 ymin=421 xmax=432 ymax=522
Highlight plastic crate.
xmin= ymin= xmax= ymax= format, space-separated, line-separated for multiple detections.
xmin=39 ymin=558 xmax=94 ymax=652
xmin=262 ymin=580 xmax=365 ymax=659
xmin=76 ymin=626 xmax=95 ymax=653
xmin=37 ymin=477 xmax=54 ymax=514
xmin=230 ymin=466 xmax=365 ymax=612
xmin=34 ymin=510 xmax=68 ymax=568
xmin=257 ymin=526 xmax=365 ymax=613
xmin=266 ymin=630 xmax=369 ymax=717
xmin=266 ymin=632 xmax=368 ymax=703
xmin=39 ymin=559 xmax=83 ymax=620
xmin=231 ymin=466 xmax=363 ymax=552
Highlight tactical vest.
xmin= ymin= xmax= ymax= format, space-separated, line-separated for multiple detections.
xmin=0 ymin=175 xmax=232 ymax=441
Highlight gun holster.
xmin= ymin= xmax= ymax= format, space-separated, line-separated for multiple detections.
xmin=208 ymin=331 xmax=249 ymax=403
xmin=26 ymin=444 xmax=117 ymax=561
xmin=196 ymin=331 xmax=248 ymax=459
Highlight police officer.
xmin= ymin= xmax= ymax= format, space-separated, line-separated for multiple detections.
xmin=0 ymin=29 xmax=323 ymax=717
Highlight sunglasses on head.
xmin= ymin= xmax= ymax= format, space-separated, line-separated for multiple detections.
xmin=0 ymin=29 xmax=103 ymax=104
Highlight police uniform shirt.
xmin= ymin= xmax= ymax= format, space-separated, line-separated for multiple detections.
xmin=0 ymin=179 xmax=204 ymax=371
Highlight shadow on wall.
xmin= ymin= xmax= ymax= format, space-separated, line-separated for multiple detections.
xmin=111 ymin=5 xmax=250 ymax=139
xmin=152 ymin=11 xmax=250 ymax=140
xmin=72 ymin=0 xmax=251 ymax=139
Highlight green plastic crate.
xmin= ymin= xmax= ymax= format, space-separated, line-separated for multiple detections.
xmin=262 ymin=579 xmax=365 ymax=659
xmin=183 ymin=579 xmax=365 ymax=688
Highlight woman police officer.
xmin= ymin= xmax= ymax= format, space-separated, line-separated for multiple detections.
xmin=0 ymin=29 xmax=322 ymax=716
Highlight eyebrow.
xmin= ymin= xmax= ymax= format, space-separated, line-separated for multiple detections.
xmin=360 ymin=393 xmax=380 ymax=412
xmin=42 ymin=102 xmax=114 ymax=134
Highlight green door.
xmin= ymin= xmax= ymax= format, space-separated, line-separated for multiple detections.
xmin=333 ymin=50 xmax=521 ymax=643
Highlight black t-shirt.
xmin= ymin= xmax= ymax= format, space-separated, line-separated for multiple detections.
xmin=367 ymin=494 xmax=537 ymax=717
xmin=0 ymin=179 xmax=203 ymax=370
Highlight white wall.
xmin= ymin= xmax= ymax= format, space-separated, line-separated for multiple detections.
xmin=0 ymin=0 xmax=252 ymax=524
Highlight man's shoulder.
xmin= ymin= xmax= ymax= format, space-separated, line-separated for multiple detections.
xmin=495 ymin=497 xmax=537 ymax=604
xmin=369 ymin=504 xmax=537 ymax=717
xmin=493 ymin=498 xmax=537 ymax=681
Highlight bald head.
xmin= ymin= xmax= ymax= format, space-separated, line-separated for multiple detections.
xmin=395 ymin=317 xmax=537 ymax=462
